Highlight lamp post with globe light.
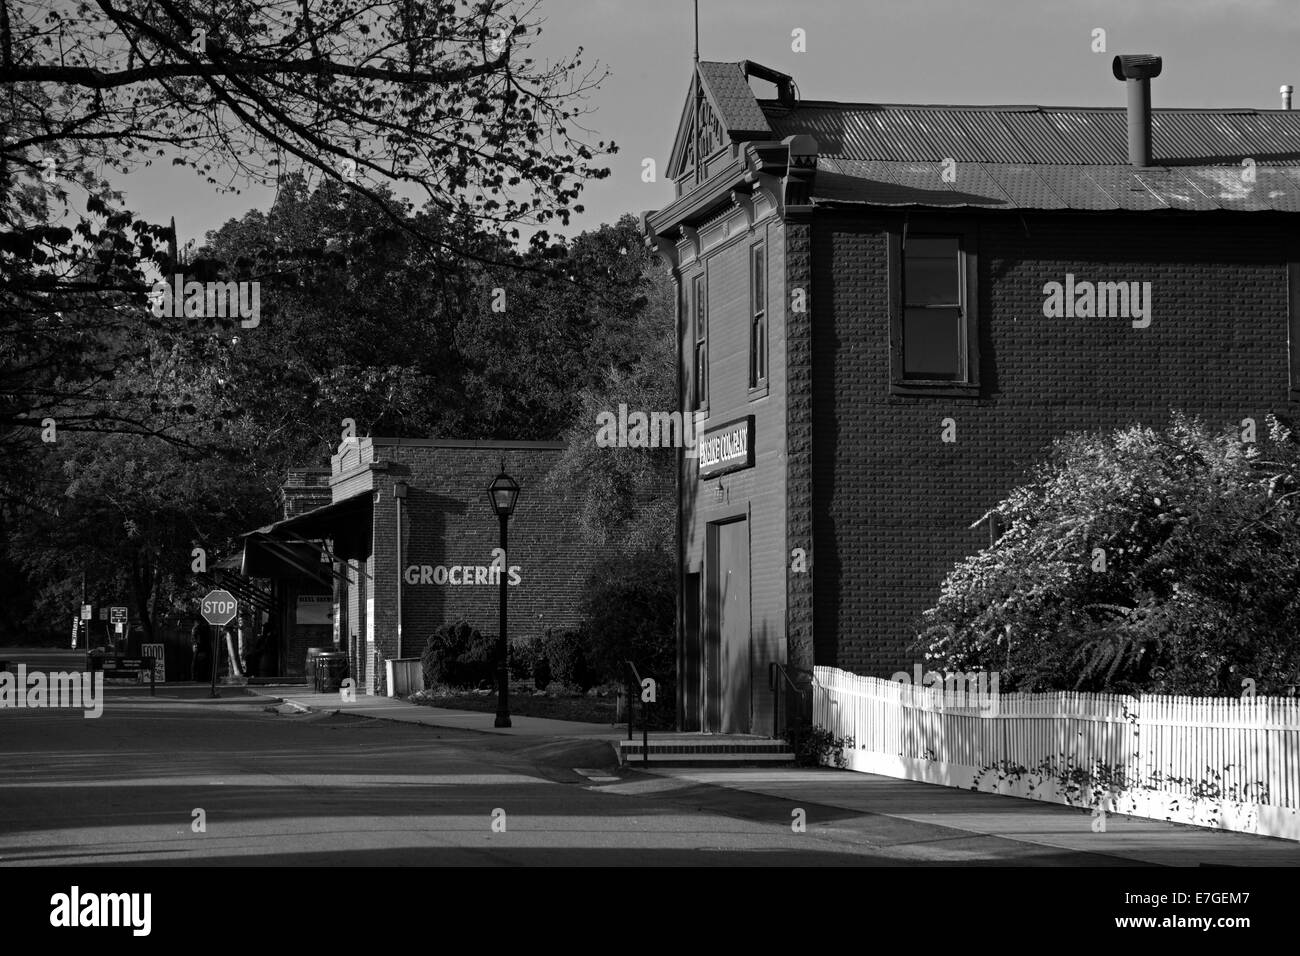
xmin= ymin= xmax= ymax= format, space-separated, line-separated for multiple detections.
xmin=487 ymin=468 xmax=520 ymax=727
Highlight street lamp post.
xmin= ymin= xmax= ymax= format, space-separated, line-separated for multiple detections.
xmin=393 ymin=480 xmax=408 ymax=659
xmin=487 ymin=468 xmax=520 ymax=728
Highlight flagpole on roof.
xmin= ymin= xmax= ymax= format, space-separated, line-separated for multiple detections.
xmin=692 ymin=0 xmax=701 ymax=184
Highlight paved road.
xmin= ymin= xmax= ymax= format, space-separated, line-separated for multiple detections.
xmin=0 ymin=650 xmax=1145 ymax=866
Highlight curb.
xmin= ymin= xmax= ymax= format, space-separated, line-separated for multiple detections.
xmin=272 ymin=695 xmax=626 ymax=777
xmin=274 ymin=695 xmax=626 ymax=750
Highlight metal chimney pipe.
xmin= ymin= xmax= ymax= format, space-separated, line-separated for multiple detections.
xmin=1112 ymin=54 xmax=1163 ymax=167
xmin=1283 ymin=85 xmax=1294 ymax=110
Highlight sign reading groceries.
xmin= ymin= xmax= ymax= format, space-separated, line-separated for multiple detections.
xmin=697 ymin=416 xmax=755 ymax=479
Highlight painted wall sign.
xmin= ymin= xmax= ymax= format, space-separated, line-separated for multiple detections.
xmin=697 ymin=416 xmax=755 ymax=479
xmin=404 ymin=564 xmax=521 ymax=586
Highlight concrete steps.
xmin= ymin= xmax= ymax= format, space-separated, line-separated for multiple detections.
xmin=617 ymin=734 xmax=796 ymax=767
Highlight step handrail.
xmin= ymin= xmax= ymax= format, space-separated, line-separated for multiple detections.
xmin=623 ymin=659 xmax=649 ymax=767
xmin=769 ymin=661 xmax=811 ymax=739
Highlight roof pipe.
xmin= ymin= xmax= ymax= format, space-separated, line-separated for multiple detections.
xmin=1112 ymin=54 xmax=1162 ymax=167
xmin=1282 ymin=85 xmax=1294 ymax=110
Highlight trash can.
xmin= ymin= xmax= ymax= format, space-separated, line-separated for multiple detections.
xmin=315 ymin=652 xmax=349 ymax=693
xmin=305 ymin=647 xmax=328 ymax=688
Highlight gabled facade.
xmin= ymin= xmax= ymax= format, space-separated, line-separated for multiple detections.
xmin=644 ymin=57 xmax=1300 ymax=736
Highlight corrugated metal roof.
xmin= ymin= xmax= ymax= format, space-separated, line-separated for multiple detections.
xmin=670 ymin=61 xmax=1300 ymax=214
xmin=764 ymin=101 xmax=1300 ymax=167
xmin=815 ymin=157 xmax=1300 ymax=211
xmin=951 ymin=110 xmax=1031 ymax=164
xmin=759 ymin=101 xmax=1300 ymax=212
xmin=1045 ymin=111 xmax=1127 ymax=164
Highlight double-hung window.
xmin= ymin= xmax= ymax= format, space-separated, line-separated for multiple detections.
xmin=891 ymin=222 xmax=980 ymax=396
xmin=750 ymin=242 xmax=767 ymax=388
xmin=693 ymin=274 xmax=708 ymax=410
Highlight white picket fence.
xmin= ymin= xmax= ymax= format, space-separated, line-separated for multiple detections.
xmin=812 ymin=666 xmax=1300 ymax=840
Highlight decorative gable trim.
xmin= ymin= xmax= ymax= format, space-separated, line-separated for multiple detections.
xmin=666 ymin=62 xmax=779 ymax=185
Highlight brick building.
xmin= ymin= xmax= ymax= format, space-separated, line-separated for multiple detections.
xmin=237 ymin=438 xmax=606 ymax=695
xmin=642 ymin=56 xmax=1300 ymax=735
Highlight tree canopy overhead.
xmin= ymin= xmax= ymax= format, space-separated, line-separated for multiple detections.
xmin=0 ymin=0 xmax=644 ymax=642
xmin=1 ymin=0 xmax=616 ymax=506
xmin=2 ymin=0 xmax=613 ymax=251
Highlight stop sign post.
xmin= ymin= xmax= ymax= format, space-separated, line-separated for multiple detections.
xmin=201 ymin=589 xmax=238 ymax=698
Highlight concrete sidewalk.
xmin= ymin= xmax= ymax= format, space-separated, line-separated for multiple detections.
xmin=264 ymin=687 xmax=1300 ymax=866
xmin=269 ymin=689 xmax=625 ymax=739
xmin=632 ymin=767 xmax=1300 ymax=867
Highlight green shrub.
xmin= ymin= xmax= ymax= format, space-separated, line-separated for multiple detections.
xmin=421 ymin=620 xmax=496 ymax=689
xmin=509 ymin=635 xmax=540 ymax=682
xmin=540 ymin=627 xmax=592 ymax=690
xmin=786 ymin=720 xmax=853 ymax=768
xmin=578 ymin=548 xmax=675 ymax=686
xmin=533 ymin=654 xmax=552 ymax=691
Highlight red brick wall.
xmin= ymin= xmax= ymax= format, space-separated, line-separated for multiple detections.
xmin=366 ymin=442 xmax=621 ymax=693
xmin=282 ymin=467 xmax=331 ymax=519
xmin=811 ymin=210 xmax=1300 ymax=677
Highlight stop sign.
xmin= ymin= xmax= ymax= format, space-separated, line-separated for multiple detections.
xmin=200 ymin=589 xmax=239 ymax=626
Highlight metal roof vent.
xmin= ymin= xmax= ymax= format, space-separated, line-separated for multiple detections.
xmin=1112 ymin=54 xmax=1163 ymax=167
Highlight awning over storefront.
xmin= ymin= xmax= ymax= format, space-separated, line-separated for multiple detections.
xmin=197 ymin=568 xmax=276 ymax=615
xmin=241 ymin=491 xmax=372 ymax=585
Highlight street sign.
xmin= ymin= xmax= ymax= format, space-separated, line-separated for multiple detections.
xmin=200 ymin=590 xmax=236 ymax=699
xmin=80 ymin=604 xmax=92 ymax=621
xmin=200 ymin=589 xmax=238 ymax=626
xmin=109 ymin=606 xmax=127 ymax=623
xmin=141 ymin=643 xmax=165 ymax=684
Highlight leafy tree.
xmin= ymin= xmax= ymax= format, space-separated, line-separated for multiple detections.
xmin=1 ymin=0 xmax=610 ymax=250
xmin=1 ymin=0 xmax=633 ymax=642
xmin=578 ymin=548 xmax=675 ymax=685
xmin=917 ymin=412 xmax=1300 ymax=695
xmin=4 ymin=195 xmax=671 ymax=640
xmin=1 ymin=0 xmax=613 ymax=503
xmin=546 ymin=237 xmax=675 ymax=552
xmin=195 ymin=190 xmax=660 ymax=460
xmin=9 ymin=431 xmax=269 ymax=640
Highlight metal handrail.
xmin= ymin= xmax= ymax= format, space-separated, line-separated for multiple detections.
xmin=624 ymin=660 xmax=649 ymax=767
xmin=769 ymin=661 xmax=811 ymax=739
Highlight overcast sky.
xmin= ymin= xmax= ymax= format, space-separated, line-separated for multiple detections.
xmin=116 ymin=0 xmax=1300 ymax=248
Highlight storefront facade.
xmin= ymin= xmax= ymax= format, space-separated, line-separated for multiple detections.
xmin=241 ymin=438 xmax=610 ymax=694
xmin=645 ymin=59 xmax=1300 ymax=735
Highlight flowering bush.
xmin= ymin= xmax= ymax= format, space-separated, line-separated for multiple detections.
xmin=917 ymin=412 xmax=1300 ymax=694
